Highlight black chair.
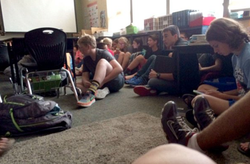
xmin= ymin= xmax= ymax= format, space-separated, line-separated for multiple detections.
xmin=23 ymin=27 xmax=79 ymax=101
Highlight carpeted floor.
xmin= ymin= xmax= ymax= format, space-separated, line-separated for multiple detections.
xmin=1 ymin=73 xmax=250 ymax=164
xmin=1 ymin=113 xmax=166 ymax=164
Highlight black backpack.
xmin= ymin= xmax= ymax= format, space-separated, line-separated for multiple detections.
xmin=0 ymin=94 xmax=72 ymax=137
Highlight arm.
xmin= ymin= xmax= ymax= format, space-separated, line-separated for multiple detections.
xmin=199 ymin=58 xmax=222 ymax=72
xmin=149 ymin=69 xmax=174 ymax=81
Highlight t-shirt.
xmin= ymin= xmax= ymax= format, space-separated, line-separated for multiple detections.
xmin=83 ymin=48 xmax=114 ymax=75
xmin=232 ymin=42 xmax=250 ymax=96
xmin=144 ymin=48 xmax=162 ymax=59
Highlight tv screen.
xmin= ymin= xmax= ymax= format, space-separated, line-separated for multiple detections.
xmin=0 ymin=0 xmax=77 ymax=33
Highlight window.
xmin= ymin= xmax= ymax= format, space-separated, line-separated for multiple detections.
xmin=132 ymin=0 xmax=167 ymax=30
xmin=229 ymin=0 xmax=250 ymax=12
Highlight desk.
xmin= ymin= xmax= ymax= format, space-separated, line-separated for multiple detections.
xmin=173 ymin=44 xmax=214 ymax=95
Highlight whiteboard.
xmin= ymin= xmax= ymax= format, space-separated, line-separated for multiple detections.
xmin=1 ymin=0 xmax=77 ymax=33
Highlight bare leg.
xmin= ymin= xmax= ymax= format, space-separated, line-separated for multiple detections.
xmin=132 ymin=144 xmax=216 ymax=164
xmin=197 ymin=84 xmax=218 ymax=92
xmin=127 ymin=55 xmax=145 ymax=70
xmin=197 ymin=91 xmax=250 ymax=150
xmin=117 ymin=52 xmax=125 ymax=65
xmin=121 ymin=52 xmax=131 ymax=70
xmin=92 ymin=59 xmax=113 ymax=85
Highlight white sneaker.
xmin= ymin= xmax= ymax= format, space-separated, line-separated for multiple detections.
xmin=95 ymin=87 xmax=110 ymax=99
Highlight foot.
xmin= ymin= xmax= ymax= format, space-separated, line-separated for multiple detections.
xmin=238 ymin=142 xmax=250 ymax=156
xmin=77 ymin=91 xmax=96 ymax=107
xmin=240 ymin=142 xmax=250 ymax=152
xmin=161 ymin=101 xmax=198 ymax=145
xmin=133 ymin=85 xmax=157 ymax=96
xmin=0 ymin=138 xmax=15 ymax=157
xmin=95 ymin=87 xmax=110 ymax=100
xmin=193 ymin=96 xmax=215 ymax=130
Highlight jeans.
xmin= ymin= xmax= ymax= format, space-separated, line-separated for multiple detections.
xmin=148 ymin=78 xmax=178 ymax=95
xmin=136 ymin=55 xmax=157 ymax=80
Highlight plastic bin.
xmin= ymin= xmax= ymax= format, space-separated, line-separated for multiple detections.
xmin=31 ymin=74 xmax=61 ymax=92
xmin=189 ymin=11 xmax=215 ymax=27
xmin=172 ymin=9 xmax=197 ymax=28
xmin=126 ymin=25 xmax=139 ymax=34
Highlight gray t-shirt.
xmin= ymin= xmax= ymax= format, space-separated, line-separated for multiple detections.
xmin=83 ymin=48 xmax=114 ymax=75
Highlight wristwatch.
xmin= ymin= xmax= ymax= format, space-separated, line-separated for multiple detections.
xmin=156 ymin=73 xmax=160 ymax=79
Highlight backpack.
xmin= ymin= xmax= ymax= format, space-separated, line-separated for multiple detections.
xmin=0 ymin=94 xmax=72 ymax=137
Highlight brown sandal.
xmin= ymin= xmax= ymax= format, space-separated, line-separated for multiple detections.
xmin=0 ymin=138 xmax=15 ymax=157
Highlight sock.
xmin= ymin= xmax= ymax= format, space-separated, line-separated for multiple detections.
xmin=187 ymin=133 xmax=204 ymax=153
xmin=88 ymin=80 xmax=100 ymax=94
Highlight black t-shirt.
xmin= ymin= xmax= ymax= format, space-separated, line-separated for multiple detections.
xmin=144 ymin=47 xmax=163 ymax=59
xmin=83 ymin=48 xmax=114 ymax=74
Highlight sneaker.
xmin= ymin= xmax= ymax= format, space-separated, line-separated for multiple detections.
xmin=193 ymin=96 xmax=215 ymax=131
xmin=125 ymin=76 xmax=138 ymax=84
xmin=193 ymin=96 xmax=229 ymax=152
xmin=133 ymin=85 xmax=157 ymax=96
xmin=129 ymin=77 xmax=147 ymax=86
xmin=77 ymin=91 xmax=96 ymax=107
xmin=95 ymin=87 xmax=110 ymax=99
xmin=161 ymin=101 xmax=198 ymax=145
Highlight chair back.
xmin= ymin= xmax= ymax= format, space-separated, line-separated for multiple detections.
xmin=24 ymin=28 xmax=67 ymax=71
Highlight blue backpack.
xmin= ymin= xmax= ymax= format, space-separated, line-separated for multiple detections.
xmin=0 ymin=94 xmax=72 ymax=137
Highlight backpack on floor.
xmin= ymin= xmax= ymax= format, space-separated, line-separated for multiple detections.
xmin=0 ymin=94 xmax=72 ymax=137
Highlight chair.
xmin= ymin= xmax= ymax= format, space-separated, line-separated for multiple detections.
xmin=23 ymin=27 xmax=79 ymax=101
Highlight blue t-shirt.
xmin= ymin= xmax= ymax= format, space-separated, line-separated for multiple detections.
xmin=232 ymin=42 xmax=250 ymax=96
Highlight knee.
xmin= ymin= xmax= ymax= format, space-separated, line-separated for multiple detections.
xmin=125 ymin=52 xmax=131 ymax=57
xmin=97 ymin=59 xmax=109 ymax=66
xmin=136 ymin=55 xmax=145 ymax=61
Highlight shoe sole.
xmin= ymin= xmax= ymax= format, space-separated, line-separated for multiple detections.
xmin=77 ymin=99 xmax=96 ymax=107
xmin=134 ymin=86 xmax=157 ymax=96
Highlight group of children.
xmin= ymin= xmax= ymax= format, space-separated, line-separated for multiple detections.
xmin=69 ymin=17 xmax=250 ymax=161
xmin=1 ymin=17 xmax=250 ymax=163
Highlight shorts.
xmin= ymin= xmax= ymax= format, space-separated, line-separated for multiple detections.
xmin=202 ymin=77 xmax=237 ymax=92
xmin=103 ymin=73 xmax=124 ymax=92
